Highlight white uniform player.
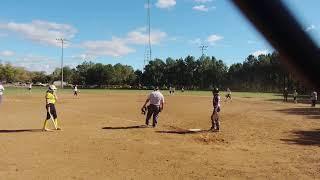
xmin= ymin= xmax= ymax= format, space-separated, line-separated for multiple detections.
xmin=141 ymin=87 xmax=165 ymax=127
xmin=0 ymin=83 xmax=4 ymax=105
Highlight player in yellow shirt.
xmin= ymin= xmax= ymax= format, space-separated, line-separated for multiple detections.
xmin=42 ymin=85 xmax=61 ymax=131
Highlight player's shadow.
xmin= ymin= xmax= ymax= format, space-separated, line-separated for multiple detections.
xmin=0 ymin=129 xmax=42 ymax=133
xmin=156 ymin=129 xmax=211 ymax=134
xmin=275 ymin=107 xmax=320 ymax=119
xmin=281 ymin=129 xmax=320 ymax=146
xmin=102 ymin=125 xmax=148 ymax=130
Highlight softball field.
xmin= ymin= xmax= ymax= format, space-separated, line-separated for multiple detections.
xmin=0 ymin=89 xmax=319 ymax=179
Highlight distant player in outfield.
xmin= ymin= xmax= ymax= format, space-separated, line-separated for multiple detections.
xmin=172 ymin=87 xmax=175 ymax=95
xmin=28 ymin=83 xmax=32 ymax=92
xmin=225 ymin=88 xmax=232 ymax=102
xmin=293 ymin=89 xmax=298 ymax=104
xmin=311 ymin=90 xmax=317 ymax=107
xmin=0 ymin=82 xmax=4 ymax=105
xmin=73 ymin=85 xmax=78 ymax=96
xmin=211 ymin=88 xmax=221 ymax=132
xmin=141 ymin=87 xmax=164 ymax=128
xmin=181 ymin=87 xmax=185 ymax=93
xmin=169 ymin=86 xmax=172 ymax=95
xmin=283 ymin=87 xmax=289 ymax=102
xmin=42 ymin=85 xmax=61 ymax=131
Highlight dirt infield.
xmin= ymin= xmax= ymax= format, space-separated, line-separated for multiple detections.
xmin=0 ymin=90 xmax=319 ymax=179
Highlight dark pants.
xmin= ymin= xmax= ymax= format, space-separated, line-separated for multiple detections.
xmin=46 ymin=103 xmax=57 ymax=120
xmin=74 ymin=91 xmax=78 ymax=96
xmin=146 ymin=104 xmax=160 ymax=127
xmin=311 ymin=100 xmax=316 ymax=107
xmin=226 ymin=94 xmax=231 ymax=99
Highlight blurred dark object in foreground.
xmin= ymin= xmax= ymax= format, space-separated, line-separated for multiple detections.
xmin=232 ymin=0 xmax=320 ymax=90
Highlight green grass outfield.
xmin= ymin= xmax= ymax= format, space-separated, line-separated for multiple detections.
xmin=3 ymin=86 xmax=281 ymax=100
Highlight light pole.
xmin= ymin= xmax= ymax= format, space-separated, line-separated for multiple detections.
xmin=144 ymin=0 xmax=152 ymax=71
xmin=56 ymin=38 xmax=67 ymax=88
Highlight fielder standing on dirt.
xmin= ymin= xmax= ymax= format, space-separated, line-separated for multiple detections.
xmin=28 ymin=83 xmax=32 ymax=92
xmin=283 ymin=87 xmax=289 ymax=102
xmin=211 ymin=88 xmax=221 ymax=132
xmin=73 ymin=85 xmax=78 ymax=97
xmin=141 ymin=87 xmax=164 ymax=128
xmin=311 ymin=90 xmax=317 ymax=107
xmin=293 ymin=89 xmax=298 ymax=104
xmin=225 ymin=88 xmax=232 ymax=102
xmin=42 ymin=85 xmax=61 ymax=131
xmin=0 ymin=82 xmax=4 ymax=105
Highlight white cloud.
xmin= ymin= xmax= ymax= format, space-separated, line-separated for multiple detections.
xmin=12 ymin=54 xmax=81 ymax=73
xmin=71 ymin=54 xmax=96 ymax=61
xmin=0 ymin=50 xmax=15 ymax=57
xmin=193 ymin=5 xmax=209 ymax=12
xmin=190 ymin=35 xmax=222 ymax=46
xmin=252 ymin=49 xmax=269 ymax=57
xmin=194 ymin=0 xmax=212 ymax=3
xmin=156 ymin=0 xmax=176 ymax=9
xmin=82 ymin=38 xmax=135 ymax=57
xmin=81 ymin=27 xmax=167 ymax=57
xmin=305 ymin=24 xmax=316 ymax=32
xmin=207 ymin=34 xmax=223 ymax=45
xmin=0 ymin=20 xmax=77 ymax=47
xmin=126 ymin=28 xmax=167 ymax=45
xmin=12 ymin=54 xmax=59 ymax=73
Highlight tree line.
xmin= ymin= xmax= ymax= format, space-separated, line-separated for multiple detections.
xmin=0 ymin=63 xmax=51 ymax=84
xmin=0 ymin=52 xmax=306 ymax=92
xmin=0 ymin=62 xmax=136 ymax=87
xmin=140 ymin=52 xmax=303 ymax=92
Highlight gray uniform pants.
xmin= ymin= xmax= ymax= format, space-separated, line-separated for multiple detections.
xmin=146 ymin=104 xmax=160 ymax=127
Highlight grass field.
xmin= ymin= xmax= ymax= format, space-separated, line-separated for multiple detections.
xmin=0 ymin=88 xmax=319 ymax=179
xmin=4 ymin=86 xmax=280 ymax=98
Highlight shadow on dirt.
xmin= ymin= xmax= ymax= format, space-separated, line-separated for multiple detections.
xmin=275 ymin=107 xmax=320 ymax=119
xmin=156 ymin=129 xmax=212 ymax=134
xmin=281 ymin=129 xmax=320 ymax=146
xmin=102 ymin=125 xmax=148 ymax=130
xmin=0 ymin=129 xmax=42 ymax=133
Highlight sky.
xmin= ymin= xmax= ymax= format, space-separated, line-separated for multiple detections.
xmin=0 ymin=0 xmax=319 ymax=73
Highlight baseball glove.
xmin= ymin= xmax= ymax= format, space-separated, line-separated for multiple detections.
xmin=141 ymin=107 xmax=147 ymax=115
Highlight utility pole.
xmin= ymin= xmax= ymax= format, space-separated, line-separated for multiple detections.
xmin=56 ymin=38 xmax=67 ymax=88
xmin=144 ymin=0 xmax=152 ymax=71
xmin=199 ymin=45 xmax=208 ymax=57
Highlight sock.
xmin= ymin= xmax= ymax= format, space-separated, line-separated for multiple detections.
xmin=43 ymin=120 xmax=48 ymax=129
xmin=54 ymin=119 xmax=59 ymax=128
xmin=215 ymin=119 xmax=220 ymax=130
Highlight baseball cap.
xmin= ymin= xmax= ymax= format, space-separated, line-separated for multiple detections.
xmin=49 ymin=85 xmax=57 ymax=90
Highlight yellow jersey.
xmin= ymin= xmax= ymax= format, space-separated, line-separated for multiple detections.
xmin=46 ymin=91 xmax=56 ymax=104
